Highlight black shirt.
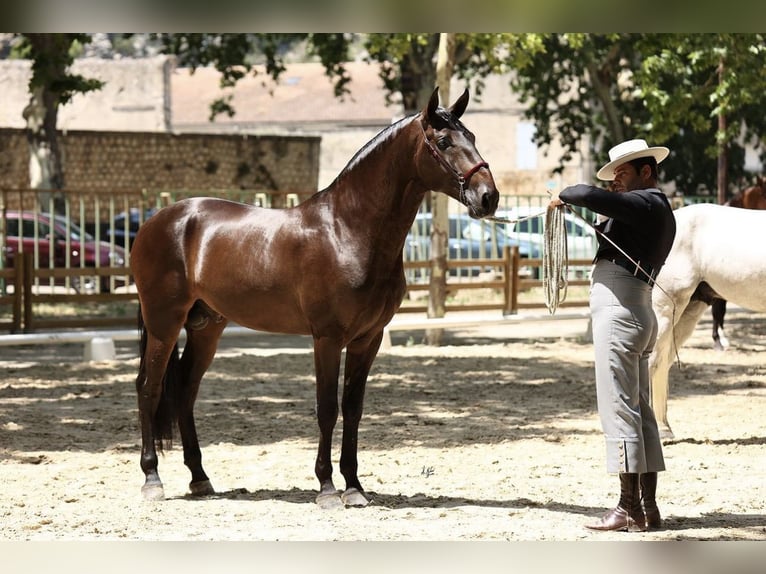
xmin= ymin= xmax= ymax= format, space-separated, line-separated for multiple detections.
xmin=558 ymin=184 xmax=676 ymax=271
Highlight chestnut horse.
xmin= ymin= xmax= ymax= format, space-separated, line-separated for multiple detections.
xmin=649 ymin=203 xmax=766 ymax=438
xmin=710 ymin=176 xmax=766 ymax=350
xmin=130 ymin=88 xmax=499 ymax=508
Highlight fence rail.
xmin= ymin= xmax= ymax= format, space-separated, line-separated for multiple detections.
xmin=0 ymin=188 xmax=717 ymax=333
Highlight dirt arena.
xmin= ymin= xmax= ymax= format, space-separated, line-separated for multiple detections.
xmin=1 ymin=308 xmax=765 ymax=542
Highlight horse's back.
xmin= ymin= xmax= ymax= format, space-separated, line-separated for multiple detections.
xmin=674 ymin=203 xmax=766 ymax=251
xmin=665 ymin=203 xmax=766 ymax=309
xmin=131 ymin=197 xmax=272 ymax=291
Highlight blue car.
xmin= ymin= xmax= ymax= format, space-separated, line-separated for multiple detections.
xmin=98 ymin=208 xmax=157 ymax=249
xmin=404 ymin=213 xmax=538 ymax=278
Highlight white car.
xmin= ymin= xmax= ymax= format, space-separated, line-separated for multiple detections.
xmin=492 ymin=206 xmax=598 ymax=276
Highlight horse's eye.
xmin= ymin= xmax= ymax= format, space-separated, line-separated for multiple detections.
xmin=436 ymin=137 xmax=452 ymax=151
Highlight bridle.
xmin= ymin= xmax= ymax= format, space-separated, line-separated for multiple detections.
xmin=421 ymin=124 xmax=488 ymax=204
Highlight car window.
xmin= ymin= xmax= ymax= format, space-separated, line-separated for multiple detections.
xmin=462 ymin=222 xmax=490 ymax=241
xmin=54 ymin=215 xmax=92 ymax=241
xmin=517 ymin=218 xmax=542 ymax=234
xmin=22 ymin=220 xmax=51 ymax=238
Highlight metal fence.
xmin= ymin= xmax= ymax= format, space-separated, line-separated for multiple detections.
xmin=0 ymin=188 xmax=716 ymax=332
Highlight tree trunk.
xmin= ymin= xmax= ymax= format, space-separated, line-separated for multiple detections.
xmin=425 ymin=33 xmax=456 ymax=346
xmin=23 ymin=84 xmax=65 ymax=212
xmin=23 ymin=34 xmax=74 ymax=214
xmin=717 ymin=60 xmax=728 ymax=205
xmin=587 ymin=60 xmax=625 ymax=146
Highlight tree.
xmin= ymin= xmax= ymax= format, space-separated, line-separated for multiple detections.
xmin=507 ymin=33 xmax=766 ymax=198
xmin=13 ymin=34 xmax=103 ymax=211
xmin=8 ymin=33 xmax=355 ymax=212
xmin=153 ymin=33 xmax=353 ymax=120
xmin=635 ymin=34 xmax=766 ymax=199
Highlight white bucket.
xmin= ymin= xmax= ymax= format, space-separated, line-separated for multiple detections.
xmin=84 ymin=337 xmax=116 ymax=362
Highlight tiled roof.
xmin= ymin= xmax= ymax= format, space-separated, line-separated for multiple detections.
xmin=171 ymin=61 xmax=404 ymax=132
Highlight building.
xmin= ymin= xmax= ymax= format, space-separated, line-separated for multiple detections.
xmin=1 ymin=56 xmax=587 ymax=196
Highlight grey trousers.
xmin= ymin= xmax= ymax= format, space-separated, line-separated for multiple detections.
xmin=590 ymin=259 xmax=665 ymax=474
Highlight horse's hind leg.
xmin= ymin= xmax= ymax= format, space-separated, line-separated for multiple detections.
xmin=136 ymin=320 xmax=185 ymax=501
xmin=651 ymin=299 xmax=707 ymax=439
xmin=711 ymin=299 xmax=729 ymax=351
xmin=178 ymin=318 xmax=228 ymax=496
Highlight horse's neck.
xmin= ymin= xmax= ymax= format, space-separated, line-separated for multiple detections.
xmin=327 ymin=125 xmax=427 ymax=236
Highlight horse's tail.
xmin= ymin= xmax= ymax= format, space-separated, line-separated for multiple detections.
xmin=136 ymin=303 xmax=182 ymax=453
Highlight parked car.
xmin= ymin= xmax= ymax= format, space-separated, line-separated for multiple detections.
xmin=404 ymin=213 xmax=539 ymax=280
xmin=2 ymin=210 xmax=127 ymax=293
xmin=492 ymin=206 xmax=598 ymax=277
xmin=95 ymin=207 xmax=157 ymax=249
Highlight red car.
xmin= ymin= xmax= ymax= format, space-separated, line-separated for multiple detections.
xmin=2 ymin=210 xmax=127 ymax=292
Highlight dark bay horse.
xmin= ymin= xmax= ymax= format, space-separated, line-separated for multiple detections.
xmin=710 ymin=176 xmax=766 ymax=350
xmin=130 ymin=88 xmax=499 ymax=508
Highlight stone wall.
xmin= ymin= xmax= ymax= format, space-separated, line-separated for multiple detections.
xmin=0 ymin=129 xmax=320 ymax=198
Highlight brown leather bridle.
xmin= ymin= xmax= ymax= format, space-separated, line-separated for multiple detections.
xmin=421 ymin=125 xmax=489 ymax=204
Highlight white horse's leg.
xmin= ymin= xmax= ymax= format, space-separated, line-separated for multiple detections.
xmin=650 ymin=303 xmax=677 ymax=439
xmin=651 ymin=300 xmax=707 ymax=439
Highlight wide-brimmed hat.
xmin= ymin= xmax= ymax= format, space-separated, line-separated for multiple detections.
xmin=597 ymin=139 xmax=669 ymax=181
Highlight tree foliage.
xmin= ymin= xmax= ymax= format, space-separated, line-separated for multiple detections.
xmin=507 ymin=33 xmax=766 ymax=196
xmin=10 ymin=33 xmax=766 ymax=200
xmin=152 ymin=33 xmax=353 ymax=120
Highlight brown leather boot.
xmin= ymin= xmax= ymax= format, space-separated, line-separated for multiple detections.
xmin=586 ymin=473 xmax=647 ymax=532
xmin=640 ymin=472 xmax=662 ymax=529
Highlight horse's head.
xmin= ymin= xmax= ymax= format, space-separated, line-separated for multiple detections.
xmin=417 ymin=88 xmax=499 ymax=218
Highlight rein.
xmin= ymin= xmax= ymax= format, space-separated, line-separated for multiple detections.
xmin=421 ymin=124 xmax=488 ymax=204
xmin=564 ymin=204 xmax=683 ymax=369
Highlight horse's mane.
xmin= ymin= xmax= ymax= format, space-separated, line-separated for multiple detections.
xmin=344 ymin=115 xmax=417 ymax=173
xmin=320 ymin=104 xmax=470 ymax=192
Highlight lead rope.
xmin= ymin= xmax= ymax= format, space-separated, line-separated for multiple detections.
xmin=488 ymin=206 xmax=569 ymax=314
xmin=542 ymin=204 xmax=569 ymax=314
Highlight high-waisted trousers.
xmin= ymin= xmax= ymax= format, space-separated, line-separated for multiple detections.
xmin=590 ymin=259 xmax=665 ymax=474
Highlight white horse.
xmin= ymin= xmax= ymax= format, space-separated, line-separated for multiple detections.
xmin=649 ymin=202 xmax=766 ymax=438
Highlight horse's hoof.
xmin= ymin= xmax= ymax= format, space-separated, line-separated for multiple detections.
xmin=189 ymin=479 xmax=215 ymax=496
xmin=316 ymin=490 xmax=344 ymax=510
xmin=141 ymin=483 xmax=165 ymax=501
xmin=341 ymin=487 xmax=370 ymax=507
xmin=659 ymin=427 xmax=675 ymax=441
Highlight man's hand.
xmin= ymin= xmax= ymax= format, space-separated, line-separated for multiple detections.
xmin=549 ymin=196 xmax=564 ymax=209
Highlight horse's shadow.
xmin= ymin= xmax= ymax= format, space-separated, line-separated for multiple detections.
xmin=175 ymin=486 xmax=598 ymax=516
xmin=175 ymin=488 xmax=766 ymax=538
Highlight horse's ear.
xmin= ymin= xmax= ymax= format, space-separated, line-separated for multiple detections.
xmin=448 ymin=89 xmax=469 ymax=119
xmin=425 ymin=87 xmax=440 ymax=121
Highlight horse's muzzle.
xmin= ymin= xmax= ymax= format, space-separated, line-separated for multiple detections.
xmin=467 ymin=183 xmax=499 ymax=218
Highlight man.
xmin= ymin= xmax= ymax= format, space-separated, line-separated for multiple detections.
xmin=551 ymin=139 xmax=677 ymax=532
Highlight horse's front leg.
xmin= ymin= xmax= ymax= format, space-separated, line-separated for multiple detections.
xmin=338 ymin=330 xmax=385 ymax=507
xmin=312 ymin=336 xmax=343 ymax=509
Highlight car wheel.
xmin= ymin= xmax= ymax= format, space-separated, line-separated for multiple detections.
xmin=71 ymin=275 xmax=99 ymax=294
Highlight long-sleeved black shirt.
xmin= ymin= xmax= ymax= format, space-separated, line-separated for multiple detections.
xmin=558 ymin=184 xmax=676 ymax=272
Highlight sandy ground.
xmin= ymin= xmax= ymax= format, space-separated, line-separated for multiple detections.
xmin=1 ymin=307 xmax=765 ymax=543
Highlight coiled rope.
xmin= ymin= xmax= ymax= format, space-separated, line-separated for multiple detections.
xmin=542 ymin=205 xmax=569 ymax=314
xmin=488 ymin=205 xmax=570 ymax=314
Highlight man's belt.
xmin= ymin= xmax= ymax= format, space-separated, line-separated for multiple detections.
xmin=596 ymin=257 xmax=657 ymax=285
